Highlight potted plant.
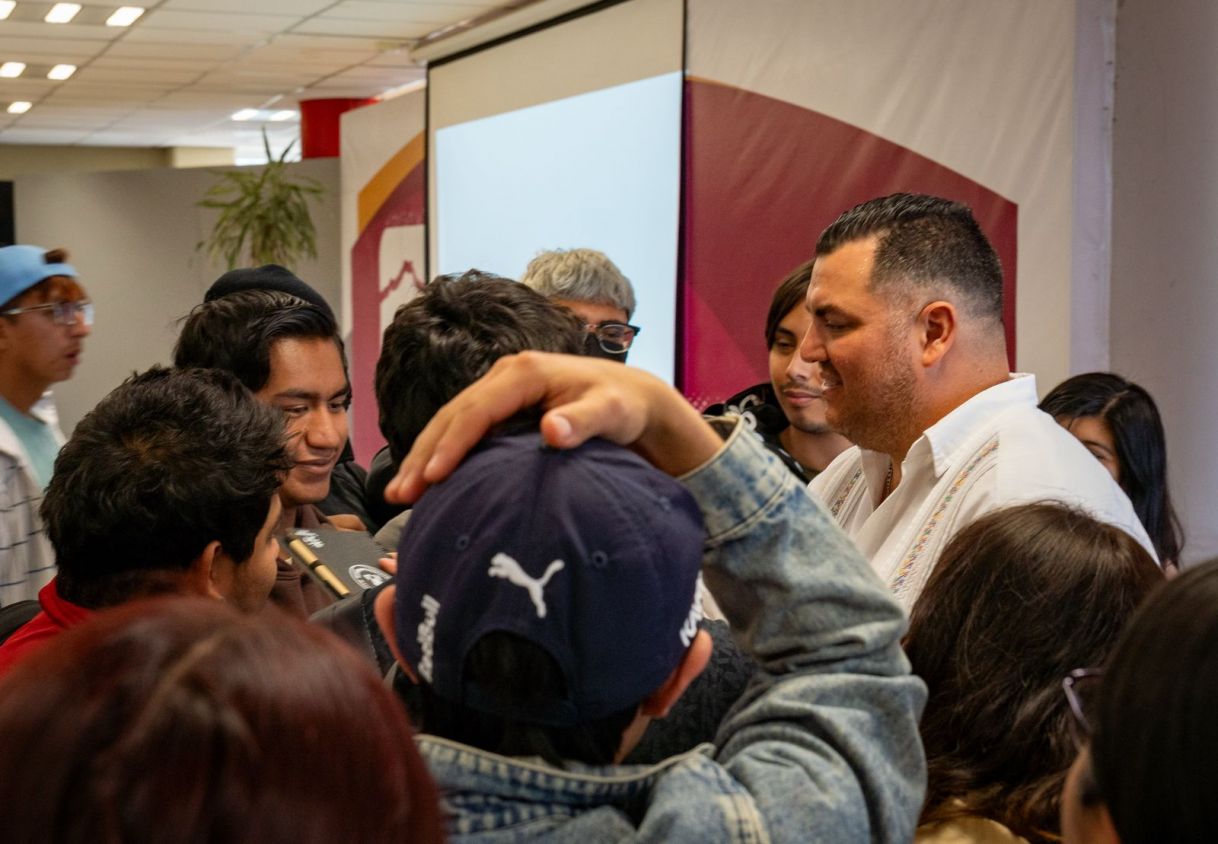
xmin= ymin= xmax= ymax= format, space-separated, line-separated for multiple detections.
xmin=196 ymin=130 xmax=323 ymax=269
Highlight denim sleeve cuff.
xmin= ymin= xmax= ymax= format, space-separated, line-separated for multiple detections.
xmin=679 ymin=417 xmax=793 ymax=544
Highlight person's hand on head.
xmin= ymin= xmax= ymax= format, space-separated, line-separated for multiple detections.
xmin=385 ymin=352 xmax=721 ymax=504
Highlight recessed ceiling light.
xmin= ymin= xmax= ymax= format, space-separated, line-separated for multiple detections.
xmin=231 ymin=108 xmax=259 ymax=121
xmin=106 ymin=6 xmax=145 ymax=27
xmin=0 ymin=2 xmax=15 ymax=21
xmin=0 ymin=62 xmax=25 ymax=78
xmin=48 ymin=64 xmax=76 ymax=81
xmin=7 ymin=101 xmax=31 ymax=114
xmin=268 ymin=110 xmax=297 ymax=122
xmin=46 ymin=3 xmax=81 ymax=23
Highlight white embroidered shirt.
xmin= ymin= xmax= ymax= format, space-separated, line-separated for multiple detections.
xmin=809 ymin=374 xmax=1157 ymax=609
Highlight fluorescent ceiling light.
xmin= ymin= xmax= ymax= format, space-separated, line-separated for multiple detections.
xmin=268 ymin=110 xmax=297 ymax=122
xmin=0 ymin=62 xmax=25 ymax=78
xmin=231 ymin=108 xmax=259 ymax=121
xmin=45 ymin=3 xmax=82 ymax=24
xmin=0 ymin=2 xmax=15 ymax=21
xmin=106 ymin=6 xmax=144 ymax=27
xmin=48 ymin=64 xmax=76 ymax=81
xmin=7 ymin=101 xmax=30 ymax=114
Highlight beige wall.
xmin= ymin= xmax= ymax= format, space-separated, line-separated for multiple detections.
xmin=0 ymin=145 xmax=234 ymax=180
xmin=1110 ymin=0 xmax=1218 ymax=564
xmin=13 ymin=158 xmax=341 ymax=434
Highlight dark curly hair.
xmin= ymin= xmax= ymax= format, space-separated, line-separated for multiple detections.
xmin=375 ymin=270 xmax=586 ymax=463
xmin=43 ymin=367 xmax=290 ymax=608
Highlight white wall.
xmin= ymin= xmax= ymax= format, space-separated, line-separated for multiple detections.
xmin=1110 ymin=0 xmax=1218 ymax=564
xmin=14 ymin=158 xmax=341 ymax=434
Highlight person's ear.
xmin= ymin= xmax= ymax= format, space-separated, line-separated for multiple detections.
xmin=640 ymin=628 xmax=713 ymax=718
xmin=372 ymin=584 xmax=418 ymax=683
xmin=917 ymin=300 xmax=958 ymax=367
xmin=187 ymin=540 xmax=228 ymax=600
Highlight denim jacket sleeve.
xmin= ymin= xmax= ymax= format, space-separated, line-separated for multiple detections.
xmin=679 ymin=418 xmax=927 ymax=844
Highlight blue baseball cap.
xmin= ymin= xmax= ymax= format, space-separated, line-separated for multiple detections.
xmin=0 ymin=245 xmax=76 ymax=306
xmin=395 ymin=430 xmax=707 ymax=726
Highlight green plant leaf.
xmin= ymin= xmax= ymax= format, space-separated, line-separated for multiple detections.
xmin=195 ymin=128 xmax=324 ymax=269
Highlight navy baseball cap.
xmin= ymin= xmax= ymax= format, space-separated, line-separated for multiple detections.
xmin=0 ymin=245 xmax=76 ymax=305
xmin=204 ymin=264 xmax=334 ymax=321
xmin=394 ymin=430 xmax=707 ymax=726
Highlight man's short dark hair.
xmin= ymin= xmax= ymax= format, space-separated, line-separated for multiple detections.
xmin=42 ymin=367 xmax=290 ymax=609
xmin=764 ymin=259 xmax=814 ymax=349
xmin=374 ymin=270 xmax=586 ymax=463
xmin=815 ymin=193 xmax=1004 ymax=322
xmin=173 ymin=289 xmax=346 ymax=392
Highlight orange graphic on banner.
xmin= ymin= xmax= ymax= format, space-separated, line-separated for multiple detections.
xmin=357 ymin=131 xmax=424 ymax=233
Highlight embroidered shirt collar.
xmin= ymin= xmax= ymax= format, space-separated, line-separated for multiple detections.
xmin=857 ymin=374 xmax=1037 ymax=489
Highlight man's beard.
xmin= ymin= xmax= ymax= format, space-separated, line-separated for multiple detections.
xmin=827 ymin=346 xmax=919 ymax=456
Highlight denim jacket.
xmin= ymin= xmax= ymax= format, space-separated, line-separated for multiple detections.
xmin=418 ymin=419 xmax=927 ymax=843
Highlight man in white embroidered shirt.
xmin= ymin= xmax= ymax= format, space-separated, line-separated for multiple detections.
xmin=803 ymin=193 xmax=1156 ymax=607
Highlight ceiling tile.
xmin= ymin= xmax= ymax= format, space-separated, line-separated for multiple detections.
xmin=90 ymin=56 xmax=217 ymax=73
xmin=292 ymin=18 xmax=435 ymax=39
xmin=326 ymin=2 xmax=499 ymax=25
xmin=0 ymin=36 xmax=109 ymax=60
xmin=0 ymin=127 xmax=94 ymax=144
xmin=0 ymin=0 xmax=520 ymax=155
xmin=0 ymin=22 xmax=123 ymax=41
xmin=162 ymin=0 xmax=333 ymax=12
xmin=266 ymin=33 xmax=391 ymax=52
xmin=363 ymin=50 xmax=420 ymax=68
xmin=103 ymin=41 xmax=248 ymax=62
xmin=140 ymin=10 xmax=303 ymax=34
xmin=122 ymin=26 xmax=271 ymax=46
xmin=0 ymin=79 xmax=58 ymax=97
xmin=74 ymin=67 xmax=202 ymax=85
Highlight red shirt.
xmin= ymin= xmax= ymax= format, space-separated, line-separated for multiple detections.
xmin=0 ymin=578 xmax=91 ymax=677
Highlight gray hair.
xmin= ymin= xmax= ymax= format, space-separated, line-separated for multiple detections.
xmin=520 ymin=248 xmax=636 ymax=319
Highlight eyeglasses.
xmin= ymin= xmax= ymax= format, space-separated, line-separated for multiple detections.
xmin=586 ymin=321 xmax=641 ymax=355
xmin=1063 ymin=667 xmax=1103 ymax=747
xmin=0 ymin=299 xmax=94 ymax=327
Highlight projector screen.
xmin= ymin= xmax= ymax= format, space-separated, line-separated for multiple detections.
xmin=428 ymin=0 xmax=684 ymax=382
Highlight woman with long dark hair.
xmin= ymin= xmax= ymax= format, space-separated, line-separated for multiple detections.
xmin=907 ymin=503 xmax=1163 ymax=843
xmin=1039 ymin=372 xmax=1183 ymax=568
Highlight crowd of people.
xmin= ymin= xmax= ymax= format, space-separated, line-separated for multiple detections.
xmin=0 ymin=193 xmax=1206 ymax=843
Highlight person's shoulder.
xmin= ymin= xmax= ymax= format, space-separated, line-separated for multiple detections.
xmin=994 ymin=407 xmax=1121 ymax=493
xmin=703 ymin=383 xmax=774 ymax=419
xmin=989 ymin=407 xmax=1153 ymax=548
xmin=642 ymin=747 xmax=766 ymax=838
xmin=0 ymin=610 xmax=58 ymax=678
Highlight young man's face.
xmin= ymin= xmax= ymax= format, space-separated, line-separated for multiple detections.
xmin=768 ymin=302 xmax=832 ymax=435
xmin=255 ymin=337 xmax=350 ymax=511
xmin=0 ymin=277 xmax=90 ymax=389
xmin=225 ymin=495 xmax=282 ymax=613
